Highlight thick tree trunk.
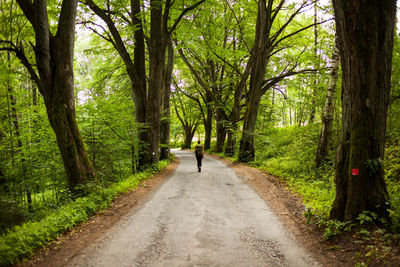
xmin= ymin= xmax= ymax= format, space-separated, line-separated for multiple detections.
xmin=144 ymin=0 xmax=165 ymax=164
xmin=131 ymin=0 xmax=148 ymax=167
xmin=160 ymin=40 xmax=174 ymax=160
xmin=315 ymin=36 xmax=339 ymax=168
xmin=238 ymin=0 xmax=268 ymax=162
xmin=330 ymin=0 xmax=395 ymax=221
xmin=182 ymin=125 xmax=196 ymax=149
xmin=239 ymin=92 xmax=262 ymax=162
xmin=15 ymin=0 xmax=96 ymax=193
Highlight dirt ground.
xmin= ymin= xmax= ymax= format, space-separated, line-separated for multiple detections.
xmin=17 ymin=152 xmax=365 ymax=266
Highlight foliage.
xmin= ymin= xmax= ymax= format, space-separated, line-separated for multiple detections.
xmin=253 ymin=124 xmax=337 ymax=217
xmin=0 ymin=160 xmax=169 ymax=266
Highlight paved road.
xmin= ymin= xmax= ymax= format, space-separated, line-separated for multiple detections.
xmin=69 ymin=150 xmax=318 ymax=267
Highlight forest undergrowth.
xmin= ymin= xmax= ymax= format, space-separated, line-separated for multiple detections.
xmin=0 ymin=160 xmax=169 ymax=266
xmin=243 ymin=124 xmax=400 ymax=265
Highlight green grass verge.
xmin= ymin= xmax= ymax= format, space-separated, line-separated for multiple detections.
xmin=0 ymin=160 xmax=169 ymax=266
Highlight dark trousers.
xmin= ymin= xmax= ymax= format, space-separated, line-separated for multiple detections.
xmin=196 ymin=155 xmax=203 ymax=168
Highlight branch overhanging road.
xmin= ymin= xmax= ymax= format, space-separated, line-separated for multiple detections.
xmin=69 ymin=150 xmax=319 ymax=267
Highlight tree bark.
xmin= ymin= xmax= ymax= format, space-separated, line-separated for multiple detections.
xmin=160 ymin=39 xmax=174 ymax=160
xmin=15 ymin=0 xmax=96 ymax=193
xmin=182 ymin=125 xmax=197 ymax=149
xmin=330 ymin=0 xmax=395 ymax=221
xmin=204 ymin=92 xmax=213 ymax=151
xmin=238 ymin=0 xmax=269 ymax=162
xmin=315 ymin=36 xmax=339 ymax=168
xmin=131 ymin=0 xmax=148 ymax=167
xmin=215 ymin=108 xmax=226 ymax=153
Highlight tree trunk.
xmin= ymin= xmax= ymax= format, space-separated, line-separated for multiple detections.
xmin=238 ymin=0 xmax=268 ymax=162
xmin=142 ymin=0 xmax=165 ymax=165
xmin=182 ymin=125 xmax=197 ymax=149
xmin=16 ymin=0 xmax=96 ymax=193
xmin=225 ymin=122 xmax=237 ymax=157
xmin=215 ymin=108 xmax=226 ymax=153
xmin=315 ymin=36 xmax=339 ymax=168
xmin=330 ymin=0 xmax=395 ymax=221
xmin=160 ymin=39 xmax=174 ymax=160
xmin=131 ymin=0 xmax=148 ymax=167
xmin=239 ymin=92 xmax=262 ymax=162
xmin=204 ymin=93 xmax=213 ymax=151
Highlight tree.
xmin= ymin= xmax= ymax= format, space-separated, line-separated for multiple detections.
xmin=1 ymin=0 xmax=96 ymax=193
xmin=330 ymin=0 xmax=396 ymax=221
xmin=84 ymin=0 xmax=204 ymax=166
xmin=175 ymin=0 xmax=253 ymax=154
xmin=160 ymin=40 xmax=175 ymax=160
xmin=315 ymin=35 xmax=339 ymax=168
xmin=238 ymin=0 xmax=318 ymax=162
xmin=172 ymin=87 xmax=200 ymax=149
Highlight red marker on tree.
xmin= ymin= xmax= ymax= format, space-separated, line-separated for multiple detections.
xmin=352 ymin=169 xmax=359 ymax=176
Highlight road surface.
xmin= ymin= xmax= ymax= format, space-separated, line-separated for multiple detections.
xmin=68 ymin=150 xmax=318 ymax=267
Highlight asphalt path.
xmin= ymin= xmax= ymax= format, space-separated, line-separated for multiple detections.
xmin=69 ymin=149 xmax=318 ymax=267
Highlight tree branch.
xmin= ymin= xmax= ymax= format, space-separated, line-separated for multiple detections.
xmin=0 ymin=40 xmax=43 ymax=93
xmin=83 ymin=0 xmax=136 ymax=82
xmin=223 ymin=0 xmax=251 ymax=53
xmin=272 ymin=19 xmax=332 ymax=49
xmin=168 ymin=0 xmax=205 ymax=36
xmin=15 ymin=0 xmax=35 ymax=26
xmin=261 ymin=68 xmax=316 ymax=95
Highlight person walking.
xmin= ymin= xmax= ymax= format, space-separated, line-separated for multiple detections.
xmin=194 ymin=140 xmax=204 ymax=172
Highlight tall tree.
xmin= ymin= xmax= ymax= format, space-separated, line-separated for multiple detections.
xmin=160 ymin=40 xmax=174 ymax=160
xmin=1 ymin=0 xmax=96 ymax=192
xmin=172 ymin=89 xmax=200 ymax=149
xmin=84 ymin=0 xmax=204 ymax=166
xmin=315 ymin=35 xmax=339 ymax=168
xmin=238 ymin=0 xmax=318 ymax=162
xmin=330 ymin=0 xmax=396 ymax=221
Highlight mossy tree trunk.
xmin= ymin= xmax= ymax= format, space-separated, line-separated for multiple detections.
xmin=13 ymin=0 xmax=96 ymax=192
xmin=330 ymin=0 xmax=395 ymax=221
